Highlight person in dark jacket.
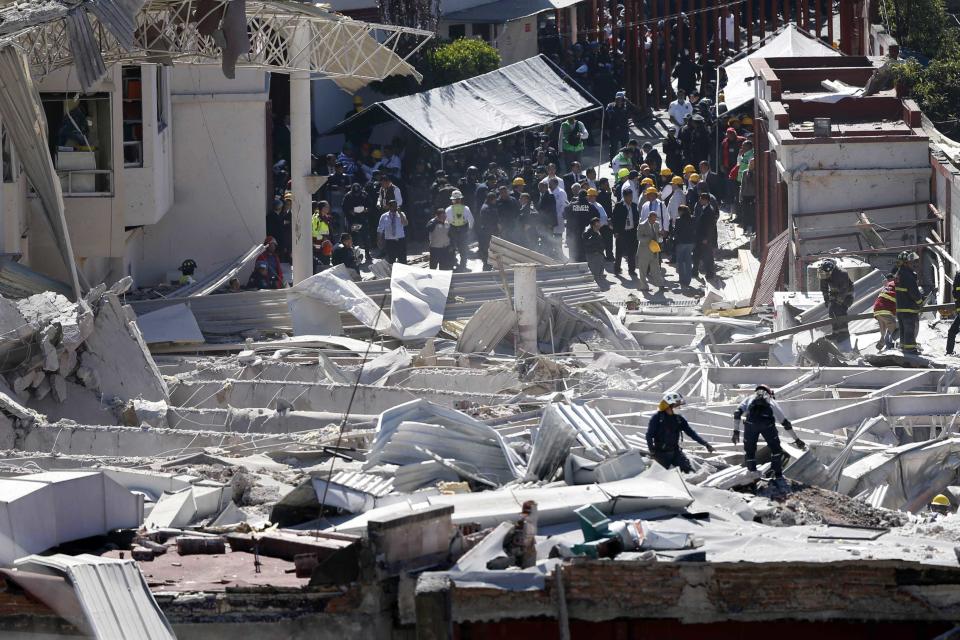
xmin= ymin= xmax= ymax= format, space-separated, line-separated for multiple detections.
xmin=693 ymin=191 xmax=719 ymax=280
xmin=476 ymin=192 xmax=500 ymax=269
xmin=582 ymin=217 xmax=606 ymax=283
xmin=564 ymin=191 xmax=592 ymax=262
xmin=947 ymin=271 xmax=960 ymax=355
xmin=663 ymin=127 xmax=684 ymax=175
xmin=641 ymin=142 xmax=662 ymax=175
xmin=605 ymin=92 xmax=631 ymax=162
xmin=818 ymin=258 xmax=855 ymax=342
xmin=495 ymin=186 xmax=521 ymax=237
xmin=647 ymin=391 xmax=714 ymax=472
xmin=733 ymin=385 xmax=806 ymax=478
xmin=698 ymin=160 xmax=724 ymax=203
xmin=331 ymin=233 xmax=360 ymax=277
xmin=895 ymin=250 xmax=926 ymax=355
xmin=673 ymin=205 xmax=697 ymax=289
xmin=611 ymin=188 xmax=639 ymax=277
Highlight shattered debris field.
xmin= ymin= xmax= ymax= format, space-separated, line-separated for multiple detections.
xmin=2 ymin=239 xmax=960 ymax=638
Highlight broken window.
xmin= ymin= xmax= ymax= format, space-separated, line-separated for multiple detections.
xmin=1 ymin=127 xmax=15 ymax=183
xmin=122 ymin=66 xmax=144 ymax=168
xmin=41 ymin=92 xmax=113 ymax=196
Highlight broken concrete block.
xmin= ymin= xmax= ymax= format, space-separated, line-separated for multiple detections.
xmin=58 ymin=348 xmax=77 ymax=377
xmin=51 ymin=375 xmax=67 ymax=403
xmin=75 ymin=366 xmax=99 ymax=390
xmin=368 ymin=504 xmax=455 ymax=574
xmin=80 ymin=292 xmax=168 ymax=403
xmin=32 ymin=377 xmax=51 ymax=401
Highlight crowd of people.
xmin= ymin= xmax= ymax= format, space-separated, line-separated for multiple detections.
xmin=253 ymin=80 xmax=757 ymax=295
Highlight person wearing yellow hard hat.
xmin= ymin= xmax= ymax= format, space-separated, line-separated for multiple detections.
xmin=686 ymin=173 xmax=702 ymax=208
xmin=658 ymin=166 xmax=673 ymax=189
xmin=344 ymin=94 xmax=364 ymax=120
xmin=741 ymin=115 xmax=754 ymax=128
xmin=930 ymin=494 xmax=953 ymax=516
xmin=640 ymin=177 xmax=655 ymax=188
xmin=683 ymin=164 xmax=696 ymax=175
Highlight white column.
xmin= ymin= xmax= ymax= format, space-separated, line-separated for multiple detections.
xmin=290 ymin=26 xmax=313 ymax=284
xmin=513 ymin=263 xmax=539 ymax=354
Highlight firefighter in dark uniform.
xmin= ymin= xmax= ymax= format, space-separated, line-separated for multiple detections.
xmin=895 ymin=250 xmax=925 ymax=355
xmin=646 ymin=392 xmax=714 ymax=472
xmin=818 ymin=258 xmax=854 ymax=342
xmin=948 ymin=271 xmax=960 ymax=356
xmin=733 ymin=384 xmax=806 ymax=478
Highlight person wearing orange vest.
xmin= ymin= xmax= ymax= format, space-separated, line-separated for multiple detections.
xmin=873 ymin=273 xmax=898 ymax=351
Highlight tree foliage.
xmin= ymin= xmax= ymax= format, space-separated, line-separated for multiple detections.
xmin=370 ymin=37 xmax=501 ymax=97
xmin=880 ymin=0 xmax=949 ymax=58
xmin=423 ymin=38 xmax=501 ymax=87
xmin=884 ymin=0 xmax=960 ymax=138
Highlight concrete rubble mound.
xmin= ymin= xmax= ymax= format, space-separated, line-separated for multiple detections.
xmin=0 ymin=253 xmax=959 ymax=638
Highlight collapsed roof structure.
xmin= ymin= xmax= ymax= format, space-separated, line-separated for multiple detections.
xmin=0 ymin=225 xmax=955 ymax=635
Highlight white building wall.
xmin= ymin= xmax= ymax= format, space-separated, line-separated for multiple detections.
xmin=124 ymin=64 xmax=174 ymax=227
xmin=134 ymin=65 xmax=268 ymax=287
xmin=496 ymin=17 xmax=539 ymax=65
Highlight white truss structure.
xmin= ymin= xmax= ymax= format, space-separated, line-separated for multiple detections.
xmin=2 ymin=0 xmax=431 ymax=83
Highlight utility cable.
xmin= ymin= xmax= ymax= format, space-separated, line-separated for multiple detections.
xmin=315 ymin=291 xmax=390 ymax=534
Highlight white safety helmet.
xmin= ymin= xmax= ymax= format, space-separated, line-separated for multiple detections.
xmin=662 ymin=391 xmax=684 ymax=408
xmin=450 ymin=190 xmax=463 ymax=200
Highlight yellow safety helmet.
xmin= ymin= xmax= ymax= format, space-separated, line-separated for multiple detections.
xmin=741 ymin=115 xmax=754 ymax=125
xmin=660 ymin=167 xmax=673 ymax=176
xmin=586 ymin=187 xmax=598 ymax=196
xmin=617 ymin=168 xmax=630 ymax=179
xmin=512 ymin=177 xmax=526 ymax=186
xmin=641 ymin=177 xmax=655 ymax=187
xmin=671 ymin=175 xmax=684 ymax=186
xmin=932 ymin=494 xmax=951 ymax=507
xmin=688 ymin=173 xmax=701 ymax=183
xmin=683 ymin=164 xmax=696 ymax=174
xmin=644 ymin=186 xmax=659 ymax=195
xmin=371 ymin=149 xmax=383 ymax=159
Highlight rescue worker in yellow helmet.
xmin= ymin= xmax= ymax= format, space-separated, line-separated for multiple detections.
xmin=930 ymin=494 xmax=953 ymax=516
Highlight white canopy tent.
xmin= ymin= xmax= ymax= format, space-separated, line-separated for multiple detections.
xmin=332 ymin=55 xmax=600 ymax=154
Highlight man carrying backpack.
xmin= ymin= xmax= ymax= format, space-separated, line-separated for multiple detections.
xmin=732 ymin=384 xmax=806 ymax=479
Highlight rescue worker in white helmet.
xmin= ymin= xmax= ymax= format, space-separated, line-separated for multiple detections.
xmin=444 ymin=189 xmax=474 ymax=271
xmin=646 ymin=391 xmax=715 ymax=473
xmin=818 ymin=258 xmax=854 ymax=342
xmin=733 ymin=384 xmax=805 ymax=479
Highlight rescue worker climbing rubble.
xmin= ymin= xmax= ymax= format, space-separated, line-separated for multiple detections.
xmin=732 ymin=385 xmax=805 ymax=479
xmin=646 ymin=392 xmax=715 ymax=473
xmin=895 ymin=250 xmax=926 ymax=355
xmin=818 ymin=258 xmax=854 ymax=342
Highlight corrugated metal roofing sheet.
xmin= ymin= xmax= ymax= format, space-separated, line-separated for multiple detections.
xmin=751 ymin=230 xmax=790 ymax=309
xmin=15 ymin=554 xmax=176 ymax=640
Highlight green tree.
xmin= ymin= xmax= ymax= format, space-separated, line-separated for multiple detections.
xmin=880 ymin=0 xmax=949 ymax=58
xmin=371 ymin=37 xmax=501 ymax=96
xmin=423 ymin=38 xmax=501 ymax=87
xmin=914 ymin=55 xmax=960 ymax=136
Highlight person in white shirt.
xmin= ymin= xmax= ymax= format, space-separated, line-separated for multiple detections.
xmin=539 ymin=162 xmax=560 ymax=187
xmin=620 ymin=169 xmax=641 ymax=199
xmin=377 ymin=199 xmax=408 ymax=264
xmin=549 ymin=177 xmax=568 ymax=229
xmin=640 ymin=187 xmax=667 ymax=230
xmin=668 ymin=89 xmax=694 ymax=127
xmin=586 ymin=188 xmax=608 ymax=225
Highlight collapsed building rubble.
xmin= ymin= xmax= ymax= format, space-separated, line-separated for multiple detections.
xmin=0 ymin=237 xmax=957 ymax=638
